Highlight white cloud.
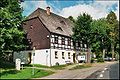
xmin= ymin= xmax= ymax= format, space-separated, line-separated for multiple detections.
xmin=114 ymin=2 xmax=119 ymax=20
xmin=35 ymin=1 xmax=48 ymax=9
xmin=21 ymin=1 xmax=53 ymax=16
xmin=21 ymin=1 xmax=119 ymax=20
xmin=59 ymin=1 xmax=119 ymax=20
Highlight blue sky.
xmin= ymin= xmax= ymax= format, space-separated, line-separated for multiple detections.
xmin=21 ymin=0 xmax=119 ymax=20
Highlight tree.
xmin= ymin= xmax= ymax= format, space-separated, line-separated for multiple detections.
xmin=106 ymin=11 xmax=118 ymax=61
xmin=91 ymin=18 xmax=109 ymax=60
xmin=72 ymin=13 xmax=92 ymax=63
xmin=68 ymin=16 xmax=75 ymax=23
xmin=0 ymin=0 xmax=26 ymax=61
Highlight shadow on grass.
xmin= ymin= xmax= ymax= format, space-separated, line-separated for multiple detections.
xmin=0 ymin=61 xmax=15 ymax=69
xmin=0 ymin=69 xmax=19 ymax=77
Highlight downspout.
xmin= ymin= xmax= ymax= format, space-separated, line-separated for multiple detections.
xmin=49 ymin=34 xmax=51 ymax=66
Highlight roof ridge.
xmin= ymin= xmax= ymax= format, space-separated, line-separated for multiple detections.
xmin=34 ymin=8 xmax=69 ymax=20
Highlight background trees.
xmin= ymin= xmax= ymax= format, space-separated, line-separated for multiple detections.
xmin=0 ymin=0 xmax=26 ymax=61
xmin=71 ymin=11 xmax=119 ymax=62
xmin=72 ymin=13 xmax=93 ymax=63
xmin=91 ymin=18 xmax=109 ymax=59
xmin=106 ymin=11 xmax=119 ymax=61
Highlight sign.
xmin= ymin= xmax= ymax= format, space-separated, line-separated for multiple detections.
xmin=78 ymin=55 xmax=86 ymax=60
xmin=15 ymin=58 xmax=21 ymax=70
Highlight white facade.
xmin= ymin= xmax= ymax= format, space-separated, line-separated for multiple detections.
xmin=14 ymin=49 xmax=87 ymax=66
xmin=13 ymin=34 xmax=88 ymax=66
xmin=50 ymin=49 xmax=76 ymax=66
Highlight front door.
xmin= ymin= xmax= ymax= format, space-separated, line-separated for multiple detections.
xmin=73 ymin=53 xmax=76 ymax=63
xmin=28 ymin=52 xmax=32 ymax=64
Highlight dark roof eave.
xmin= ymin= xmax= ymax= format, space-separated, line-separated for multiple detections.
xmin=50 ymin=32 xmax=72 ymax=38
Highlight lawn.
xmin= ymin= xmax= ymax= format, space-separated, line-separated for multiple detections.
xmin=24 ymin=64 xmax=71 ymax=70
xmin=0 ymin=68 xmax=54 ymax=79
xmin=69 ymin=63 xmax=92 ymax=70
xmin=24 ymin=64 xmax=49 ymax=68
xmin=0 ymin=61 xmax=54 ymax=79
xmin=0 ymin=61 xmax=74 ymax=79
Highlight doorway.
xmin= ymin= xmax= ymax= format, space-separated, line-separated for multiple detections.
xmin=28 ymin=52 xmax=32 ymax=64
xmin=73 ymin=53 xmax=76 ymax=63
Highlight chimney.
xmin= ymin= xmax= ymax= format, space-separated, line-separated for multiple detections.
xmin=46 ymin=6 xmax=50 ymax=15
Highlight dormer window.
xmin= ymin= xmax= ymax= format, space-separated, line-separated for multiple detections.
xmin=56 ymin=27 xmax=63 ymax=31
xmin=60 ymin=20 xmax=66 ymax=25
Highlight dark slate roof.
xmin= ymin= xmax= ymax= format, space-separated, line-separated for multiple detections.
xmin=27 ymin=8 xmax=73 ymax=37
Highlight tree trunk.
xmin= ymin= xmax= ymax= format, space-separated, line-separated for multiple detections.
xmin=87 ymin=48 xmax=91 ymax=63
xmin=111 ymin=43 xmax=114 ymax=61
xmin=103 ymin=49 xmax=105 ymax=60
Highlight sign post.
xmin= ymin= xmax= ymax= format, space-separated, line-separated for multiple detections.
xmin=15 ymin=58 xmax=21 ymax=70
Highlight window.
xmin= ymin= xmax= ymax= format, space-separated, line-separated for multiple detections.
xmin=60 ymin=20 xmax=66 ymax=25
xmin=83 ymin=44 xmax=85 ymax=48
xmin=68 ymin=52 xmax=70 ymax=59
xmin=80 ymin=44 xmax=83 ymax=47
xmin=78 ymin=42 xmax=80 ymax=47
xmin=62 ymin=37 xmax=65 ymax=45
xmin=30 ymin=25 xmax=33 ymax=29
xmin=76 ymin=42 xmax=78 ymax=47
xmin=73 ymin=41 xmax=76 ymax=46
xmin=28 ymin=39 xmax=31 ymax=42
xmin=55 ymin=51 xmax=58 ymax=59
xmin=84 ymin=44 xmax=87 ymax=48
xmin=54 ymin=36 xmax=58 ymax=44
xmin=68 ymin=38 xmax=71 ymax=46
xmin=62 ymin=52 xmax=65 ymax=59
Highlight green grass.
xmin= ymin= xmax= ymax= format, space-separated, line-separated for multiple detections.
xmin=0 ymin=68 xmax=54 ymax=79
xmin=24 ymin=64 xmax=49 ymax=68
xmin=24 ymin=64 xmax=71 ymax=70
xmin=69 ymin=63 xmax=92 ymax=70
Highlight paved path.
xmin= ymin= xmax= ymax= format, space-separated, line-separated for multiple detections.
xmin=39 ymin=61 xmax=117 ymax=79
xmin=96 ymin=61 xmax=119 ymax=79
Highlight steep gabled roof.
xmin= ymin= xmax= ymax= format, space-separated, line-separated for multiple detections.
xmin=27 ymin=8 xmax=73 ymax=37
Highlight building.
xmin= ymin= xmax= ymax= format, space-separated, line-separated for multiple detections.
xmin=13 ymin=7 xmax=88 ymax=66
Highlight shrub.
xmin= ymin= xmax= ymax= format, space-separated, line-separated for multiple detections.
xmin=91 ymin=58 xmax=94 ymax=63
xmin=97 ymin=58 xmax=104 ymax=62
